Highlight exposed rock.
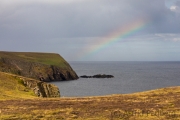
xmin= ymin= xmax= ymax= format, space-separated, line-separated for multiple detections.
xmin=80 ymin=74 xmax=114 ymax=78
xmin=0 ymin=71 xmax=60 ymax=98
xmin=80 ymin=75 xmax=92 ymax=78
xmin=22 ymin=77 xmax=60 ymax=97
xmin=0 ymin=51 xmax=78 ymax=81
xmin=93 ymin=74 xmax=114 ymax=78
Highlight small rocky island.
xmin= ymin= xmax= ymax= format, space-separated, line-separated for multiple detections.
xmin=80 ymin=74 xmax=114 ymax=78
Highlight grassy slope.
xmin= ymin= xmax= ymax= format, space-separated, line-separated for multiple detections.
xmin=0 ymin=72 xmax=36 ymax=100
xmin=0 ymin=51 xmax=69 ymax=68
xmin=0 ymin=71 xmax=180 ymax=119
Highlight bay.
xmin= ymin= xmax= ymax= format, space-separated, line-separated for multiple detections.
xmin=51 ymin=61 xmax=180 ymax=97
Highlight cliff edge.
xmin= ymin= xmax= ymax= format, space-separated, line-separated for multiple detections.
xmin=0 ymin=51 xmax=78 ymax=81
xmin=0 ymin=72 xmax=60 ymax=99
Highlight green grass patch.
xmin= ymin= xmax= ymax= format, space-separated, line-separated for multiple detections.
xmin=0 ymin=72 xmax=36 ymax=100
xmin=0 ymin=51 xmax=69 ymax=68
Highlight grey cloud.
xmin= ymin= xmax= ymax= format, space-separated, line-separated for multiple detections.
xmin=1 ymin=0 xmax=180 ymax=61
xmin=175 ymin=1 xmax=180 ymax=6
xmin=1 ymin=0 xmax=179 ymax=40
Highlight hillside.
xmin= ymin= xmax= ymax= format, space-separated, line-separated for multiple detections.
xmin=0 ymin=84 xmax=180 ymax=119
xmin=0 ymin=71 xmax=180 ymax=119
xmin=0 ymin=72 xmax=60 ymax=100
xmin=0 ymin=72 xmax=36 ymax=100
xmin=0 ymin=51 xmax=180 ymax=119
xmin=0 ymin=51 xmax=78 ymax=81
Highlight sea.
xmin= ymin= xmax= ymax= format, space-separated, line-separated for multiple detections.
xmin=51 ymin=61 xmax=180 ymax=97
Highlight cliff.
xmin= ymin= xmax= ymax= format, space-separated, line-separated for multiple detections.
xmin=0 ymin=51 xmax=78 ymax=81
xmin=22 ymin=76 xmax=60 ymax=97
xmin=0 ymin=72 xmax=60 ymax=99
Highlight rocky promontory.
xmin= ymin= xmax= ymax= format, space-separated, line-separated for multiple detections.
xmin=0 ymin=51 xmax=78 ymax=81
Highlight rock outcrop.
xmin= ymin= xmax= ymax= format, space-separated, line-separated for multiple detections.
xmin=80 ymin=74 xmax=114 ymax=78
xmin=0 ymin=71 xmax=60 ymax=98
xmin=22 ymin=77 xmax=60 ymax=97
xmin=0 ymin=51 xmax=78 ymax=81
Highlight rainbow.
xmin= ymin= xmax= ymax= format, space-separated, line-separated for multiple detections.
xmin=78 ymin=18 xmax=150 ymax=60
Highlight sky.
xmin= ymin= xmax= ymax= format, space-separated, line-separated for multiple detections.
xmin=0 ymin=0 xmax=180 ymax=61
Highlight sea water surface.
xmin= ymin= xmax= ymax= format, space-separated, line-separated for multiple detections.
xmin=51 ymin=61 xmax=180 ymax=97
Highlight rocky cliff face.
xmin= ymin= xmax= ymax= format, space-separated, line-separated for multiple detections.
xmin=0 ymin=52 xmax=78 ymax=81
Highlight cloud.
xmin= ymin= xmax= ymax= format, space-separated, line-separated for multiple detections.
xmin=0 ymin=0 xmax=86 ymax=5
xmin=170 ymin=1 xmax=180 ymax=13
xmin=1 ymin=0 xmax=180 ymax=61
xmin=155 ymin=33 xmax=180 ymax=42
xmin=170 ymin=6 xmax=180 ymax=13
xmin=1 ymin=0 xmax=179 ymax=40
xmin=175 ymin=1 xmax=180 ymax=6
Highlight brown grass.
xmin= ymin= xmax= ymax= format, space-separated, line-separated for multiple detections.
xmin=1 ymin=86 xmax=180 ymax=119
xmin=1 ymin=70 xmax=180 ymax=119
